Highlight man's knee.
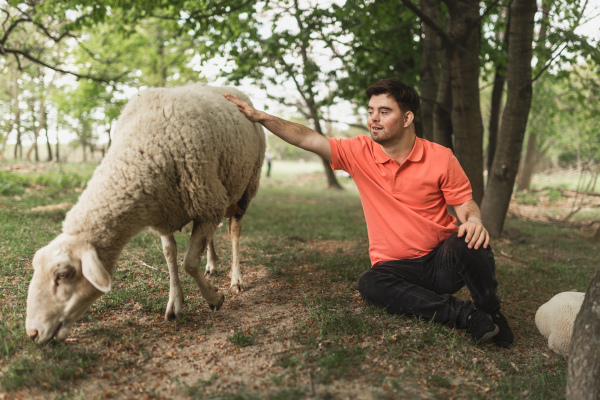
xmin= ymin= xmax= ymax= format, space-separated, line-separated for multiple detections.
xmin=357 ymin=269 xmax=377 ymax=299
xmin=445 ymin=232 xmax=494 ymax=260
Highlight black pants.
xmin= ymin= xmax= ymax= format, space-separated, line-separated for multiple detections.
xmin=357 ymin=233 xmax=501 ymax=329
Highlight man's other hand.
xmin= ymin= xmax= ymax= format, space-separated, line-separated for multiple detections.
xmin=457 ymin=218 xmax=490 ymax=250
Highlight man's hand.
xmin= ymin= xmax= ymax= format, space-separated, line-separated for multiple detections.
xmin=224 ymin=93 xmax=264 ymax=122
xmin=224 ymin=92 xmax=333 ymax=161
xmin=457 ymin=217 xmax=489 ymax=250
xmin=453 ymin=199 xmax=490 ymax=250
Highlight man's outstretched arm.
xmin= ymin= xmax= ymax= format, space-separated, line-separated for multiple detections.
xmin=224 ymin=93 xmax=332 ymax=162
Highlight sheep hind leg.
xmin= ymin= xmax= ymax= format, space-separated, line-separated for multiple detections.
xmin=204 ymin=236 xmax=219 ymax=276
xmin=161 ymin=235 xmax=184 ymax=321
xmin=184 ymin=222 xmax=225 ymax=311
xmin=228 ymin=216 xmax=244 ymax=293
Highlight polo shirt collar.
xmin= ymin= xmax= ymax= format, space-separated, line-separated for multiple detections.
xmin=373 ymin=135 xmax=424 ymax=164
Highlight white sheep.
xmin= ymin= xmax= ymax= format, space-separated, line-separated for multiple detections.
xmin=26 ymin=84 xmax=265 ymax=344
xmin=535 ymin=291 xmax=585 ymax=356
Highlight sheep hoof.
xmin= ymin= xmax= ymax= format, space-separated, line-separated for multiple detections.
xmin=165 ymin=311 xmax=181 ymax=321
xmin=208 ymin=291 xmax=225 ymax=311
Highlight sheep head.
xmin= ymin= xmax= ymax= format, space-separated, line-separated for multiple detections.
xmin=26 ymin=234 xmax=112 ymax=344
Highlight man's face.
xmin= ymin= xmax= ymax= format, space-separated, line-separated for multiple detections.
xmin=367 ymin=94 xmax=409 ymax=146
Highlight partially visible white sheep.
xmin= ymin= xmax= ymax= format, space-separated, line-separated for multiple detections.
xmin=26 ymin=84 xmax=265 ymax=344
xmin=535 ymin=291 xmax=585 ymax=356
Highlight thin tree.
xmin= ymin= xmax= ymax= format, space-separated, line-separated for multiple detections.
xmin=481 ymin=0 xmax=537 ymax=236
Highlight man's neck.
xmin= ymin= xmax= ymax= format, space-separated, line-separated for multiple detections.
xmin=379 ymin=133 xmax=416 ymax=165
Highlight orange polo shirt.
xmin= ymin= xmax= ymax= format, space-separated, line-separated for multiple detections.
xmin=329 ymin=135 xmax=473 ymax=266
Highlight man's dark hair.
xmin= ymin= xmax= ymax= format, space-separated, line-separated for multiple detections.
xmin=365 ymin=79 xmax=420 ymax=114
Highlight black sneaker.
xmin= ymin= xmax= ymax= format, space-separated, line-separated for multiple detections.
xmin=467 ymin=308 xmax=499 ymax=343
xmin=490 ymin=311 xmax=514 ymax=348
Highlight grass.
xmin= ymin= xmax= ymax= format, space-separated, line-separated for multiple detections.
xmin=0 ymin=160 xmax=599 ymax=399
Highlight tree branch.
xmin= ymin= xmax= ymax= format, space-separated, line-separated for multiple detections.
xmin=531 ymin=43 xmax=568 ymax=84
xmin=31 ymin=20 xmax=75 ymax=43
xmin=4 ymin=47 xmax=118 ymax=83
xmin=399 ymin=0 xmax=452 ymax=45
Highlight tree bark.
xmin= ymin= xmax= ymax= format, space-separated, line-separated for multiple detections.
xmin=487 ymin=67 xmax=505 ymax=175
xmin=445 ymin=0 xmax=485 ymax=204
xmin=567 ymin=268 xmax=600 ymax=400
xmin=420 ymin=0 xmax=442 ymax=142
xmin=516 ymin=131 xmax=537 ymax=190
xmin=516 ymin=1 xmax=550 ymax=192
xmin=486 ymin=7 xmax=510 ymax=176
xmin=432 ymin=43 xmax=453 ymax=150
xmin=481 ymin=0 xmax=537 ymax=236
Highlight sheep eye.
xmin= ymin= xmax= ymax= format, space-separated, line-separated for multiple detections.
xmin=55 ymin=271 xmax=73 ymax=283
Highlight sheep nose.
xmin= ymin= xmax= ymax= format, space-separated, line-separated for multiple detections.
xmin=26 ymin=329 xmax=39 ymax=341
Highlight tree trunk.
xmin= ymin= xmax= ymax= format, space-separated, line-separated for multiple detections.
xmin=420 ymin=0 xmax=442 ymax=142
xmin=480 ymin=0 xmax=536 ymax=236
xmin=1 ymin=66 xmax=20 ymax=161
xmin=26 ymin=99 xmax=44 ymax=162
xmin=14 ymin=123 xmax=22 ymax=160
xmin=310 ymin=105 xmax=343 ymax=190
xmin=567 ymin=268 xmax=600 ymax=400
xmin=432 ymin=43 xmax=453 ymax=150
xmin=44 ymin=109 xmax=53 ymax=161
xmin=446 ymin=0 xmax=485 ymax=204
xmin=516 ymin=1 xmax=550 ymax=192
xmin=487 ymin=68 xmax=505 ymax=175
xmin=55 ymin=120 xmax=60 ymax=162
xmin=486 ymin=7 xmax=510 ymax=176
xmin=516 ymin=131 xmax=537 ymax=191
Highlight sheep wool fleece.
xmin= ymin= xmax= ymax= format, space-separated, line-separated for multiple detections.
xmin=63 ymin=84 xmax=266 ymax=269
xmin=535 ymin=291 xmax=585 ymax=356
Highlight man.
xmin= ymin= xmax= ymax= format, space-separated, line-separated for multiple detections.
xmin=224 ymin=79 xmax=513 ymax=347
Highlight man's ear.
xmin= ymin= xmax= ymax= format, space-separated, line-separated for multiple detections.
xmin=404 ymin=111 xmax=415 ymax=127
xmin=81 ymin=246 xmax=111 ymax=293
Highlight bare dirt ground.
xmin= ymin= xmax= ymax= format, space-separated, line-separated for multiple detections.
xmin=12 ymin=241 xmax=431 ymax=400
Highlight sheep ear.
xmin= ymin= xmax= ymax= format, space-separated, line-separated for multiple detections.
xmin=32 ymin=246 xmax=48 ymax=270
xmin=81 ymin=246 xmax=111 ymax=293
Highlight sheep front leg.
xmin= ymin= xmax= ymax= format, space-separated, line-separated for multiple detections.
xmin=161 ymin=235 xmax=184 ymax=321
xmin=184 ymin=222 xmax=225 ymax=311
xmin=229 ymin=217 xmax=243 ymax=293
xmin=204 ymin=237 xmax=219 ymax=276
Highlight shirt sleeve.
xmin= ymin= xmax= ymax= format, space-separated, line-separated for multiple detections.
xmin=441 ymin=153 xmax=473 ymax=205
xmin=329 ymin=137 xmax=356 ymax=176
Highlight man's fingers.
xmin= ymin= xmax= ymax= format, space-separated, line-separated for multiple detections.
xmin=224 ymin=93 xmax=244 ymax=107
xmin=473 ymin=232 xmax=485 ymax=250
xmin=464 ymin=228 xmax=474 ymax=246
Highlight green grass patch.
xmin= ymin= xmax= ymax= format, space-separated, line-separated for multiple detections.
xmin=0 ymin=346 xmax=98 ymax=391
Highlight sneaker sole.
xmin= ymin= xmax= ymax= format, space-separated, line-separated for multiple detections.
xmin=478 ymin=324 xmax=500 ymax=343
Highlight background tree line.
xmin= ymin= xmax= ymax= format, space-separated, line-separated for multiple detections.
xmin=1 ymin=0 xmax=598 ymax=234
xmin=1 ymin=0 xmax=600 ymax=396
